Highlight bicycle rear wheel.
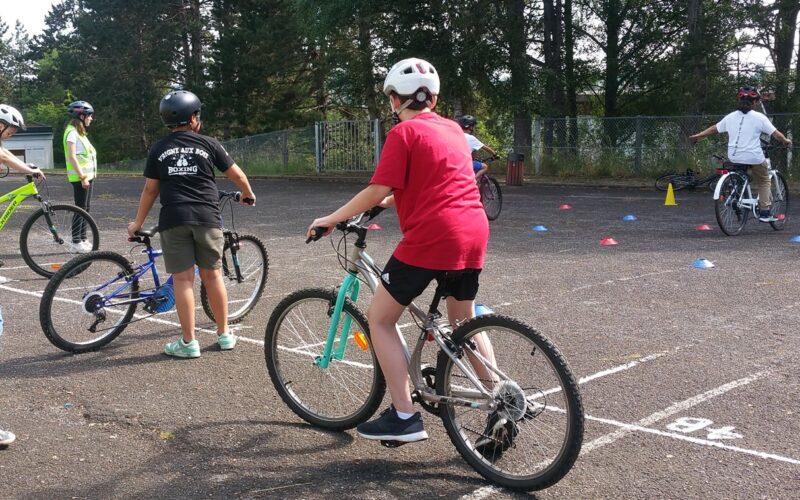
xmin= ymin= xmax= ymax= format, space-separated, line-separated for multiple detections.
xmin=655 ymin=173 xmax=692 ymax=191
xmin=480 ymin=176 xmax=503 ymax=221
xmin=715 ymin=175 xmax=748 ymax=236
xmin=201 ymin=233 xmax=268 ymax=324
xmin=20 ymin=204 xmax=100 ymax=278
xmin=436 ymin=314 xmax=583 ymax=491
xmin=769 ymin=172 xmax=789 ymax=231
xmin=39 ymin=251 xmax=139 ymax=353
xmin=265 ymin=288 xmax=385 ymax=430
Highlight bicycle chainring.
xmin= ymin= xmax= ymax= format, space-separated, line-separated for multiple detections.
xmin=415 ymin=365 xmax=440 ymax=416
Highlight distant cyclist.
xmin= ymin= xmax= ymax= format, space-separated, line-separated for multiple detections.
xmin=690 ymin=86 xmax=792 ymax=222
xmin=456 ymin=115 xmax=497 ymax=180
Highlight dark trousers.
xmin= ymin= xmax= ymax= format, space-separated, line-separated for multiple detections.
xmin=71 ymin=180 xmax=93 ymax=242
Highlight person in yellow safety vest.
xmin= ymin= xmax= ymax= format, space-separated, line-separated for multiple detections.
xmin=63 ymin=100 xmax=97 ymax=253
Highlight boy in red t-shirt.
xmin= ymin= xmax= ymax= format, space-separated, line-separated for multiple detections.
xmin=307 ymin=58 xmax=491 ymax=443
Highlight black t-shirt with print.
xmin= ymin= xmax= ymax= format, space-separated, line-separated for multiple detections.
xmin=144 ymin=131 xmax=234 ymax=231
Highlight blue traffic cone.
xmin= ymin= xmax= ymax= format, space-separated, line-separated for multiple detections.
xmin=692 ymin=258 xmax=715 ymax=269
xmin=532 ymin=225 xmax=548 ymax=232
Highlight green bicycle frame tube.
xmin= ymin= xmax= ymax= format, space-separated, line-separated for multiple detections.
xmin=0 ymin=181 xmax=38 ymax=231
xmin=315 ymin=271 xmax=360 ymax=369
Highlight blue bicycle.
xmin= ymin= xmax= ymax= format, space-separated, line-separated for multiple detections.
xmin=38 ymin=191 xmax=268 ymax=353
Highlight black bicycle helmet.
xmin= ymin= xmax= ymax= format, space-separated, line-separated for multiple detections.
xmin=457 ymin=115 xmax=477 ymax=130
xmin=159 ymin=90 xmax=201 ymax=128
xmin=67 ymin=100 xmax=94 ymax=119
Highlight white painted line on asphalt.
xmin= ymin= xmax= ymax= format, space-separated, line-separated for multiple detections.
xmin=582 ymin=371 xmax=770 ymax=453
xmin=586 ymin=414 xmax=800 ymax=465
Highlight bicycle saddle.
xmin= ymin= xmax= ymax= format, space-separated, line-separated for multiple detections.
xmin=722 ymin=161 xmax=751 ymax=171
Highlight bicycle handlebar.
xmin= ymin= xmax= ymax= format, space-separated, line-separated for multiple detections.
xmin=219 ymin=190 xmax=254 ymax=206
xmin=306 ymin=206 xmax=385 ymax=244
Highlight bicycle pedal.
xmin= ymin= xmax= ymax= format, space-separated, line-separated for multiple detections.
xmin=380 ymin=440 xmax=408 ymax=449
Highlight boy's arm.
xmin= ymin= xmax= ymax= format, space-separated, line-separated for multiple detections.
xmin=0 ymin=147 xmax=43 ymax=177
xmin=223 ymin=164 xmax=256 ymax=205
xmin=772 ymin=130 xmax=792 ymax=147
xmin=127 ymin=178 xmax=160 ymax=238
xmin=308 ymin=183 xmax=392 ymax=238
xmin=689 ymin=125 xmax=718 ymax=142
xmin=480 ymin=144 xmax=497 ymax=158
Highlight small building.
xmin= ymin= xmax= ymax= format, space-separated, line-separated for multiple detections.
xmin=2 ymin=122 xmax=54 ymax=169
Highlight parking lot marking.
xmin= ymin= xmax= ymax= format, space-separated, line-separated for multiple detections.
xmin=586 ymin=413 xmax=799 ymax=464
xmin=583 ymin=371 xmax=770 ymax=453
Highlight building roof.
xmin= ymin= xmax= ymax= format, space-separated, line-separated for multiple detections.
xmin=16 ymin=121 xmax=53 ymax=135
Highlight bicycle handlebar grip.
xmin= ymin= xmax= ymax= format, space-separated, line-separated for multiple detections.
xmin=366 ymin=206 xmax=385 ymax=220
xmin=306 ymin=226 xmax=328 ymax=244
xmin=243 ymin=197 xmax=255 ymax=206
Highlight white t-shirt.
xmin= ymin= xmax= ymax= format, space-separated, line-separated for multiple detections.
xmin=464 ymin=132 xmax=484 ymax=152
xmin=716 ymin=110 xmax=776 ymax=164
xmin=66 ymin=130 xmax=87 ymax=155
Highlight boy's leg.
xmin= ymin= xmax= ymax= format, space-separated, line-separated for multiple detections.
xmin=198 ymin=266 xmax=228 ymax=334
xmin=172 ymin=267 xmax=196 ymax=343
xmin=750 ymin=162 xmax=771 ymax=209
xmin=367 ymin=285 xmax=412 ymax=413
xmin=446 ymin=297 xmax=497 ymax=389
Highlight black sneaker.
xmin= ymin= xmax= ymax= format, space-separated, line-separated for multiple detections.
xmin=758 ymin=208 xmax=777 ymax=223
xmin=356 ymin=406 xmax=428 ymax=443
xmin=474 ymin=412 xmax=519 ymax=458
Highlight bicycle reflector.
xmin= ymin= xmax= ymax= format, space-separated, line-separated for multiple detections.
xmin=353 ymin=331 xmax=369 ymax=351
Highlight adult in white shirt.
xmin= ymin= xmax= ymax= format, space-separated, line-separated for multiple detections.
xmin=690 ymin=86 xmax=792 ymax=222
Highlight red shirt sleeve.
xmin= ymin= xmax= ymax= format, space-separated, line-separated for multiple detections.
xmin=370 ymin=126 xmax=410 ymax=190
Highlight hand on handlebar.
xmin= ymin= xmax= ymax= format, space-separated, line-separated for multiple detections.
xmin=306 ymin=216 xmax=336 ymax=243
xmin=127 ymin=221 xmax=142 ymax=240
xmin=240 ymin=190 xmax=256 ymax=206
xmin=27 ymin=163 xmax=45 ymax=180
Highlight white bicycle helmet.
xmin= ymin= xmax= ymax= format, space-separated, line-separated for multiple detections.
xmin=0 ymin=104 xmax=26 ymax=130
xmin=383 ymin=58 xmax=440 ymax=97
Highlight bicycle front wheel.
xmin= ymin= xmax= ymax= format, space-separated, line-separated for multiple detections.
xmin=20 ymin=204 xmax=100 ymax=278
xmin=655 ymin=173 xmax=692 ymax=191
xmin=480 ymin=176 xmax=503 ymax=221
xmin=265 ymin=288 xmax=385 ymax=430
xmin=769 ymin=172 xmax=789 ymax=231
xmin=39 ymin=251 xmax=139 ymax=353
xmin=436 ymin=314 xmax=584 ymax=491
xmin=201 ymin=234 xmax=269 ymax=324
xmin=715 ymin=176 xmax=748 ymax=236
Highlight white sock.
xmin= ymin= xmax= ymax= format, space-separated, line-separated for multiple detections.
xmin=395 ymin=410 xmax=415 ymax=420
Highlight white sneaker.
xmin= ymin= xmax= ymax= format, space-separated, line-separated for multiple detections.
xmin=0 ymin=429 xmax=16 ymax=447
xmin=68 ymin=241 xmax=92 ymax=254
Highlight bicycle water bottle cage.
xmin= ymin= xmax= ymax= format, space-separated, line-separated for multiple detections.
xmin=145 ymin=283 xmax=176 ymax=313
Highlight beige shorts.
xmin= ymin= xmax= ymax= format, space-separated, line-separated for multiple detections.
xmin=160 ymin=225 xmax=224 ymax=273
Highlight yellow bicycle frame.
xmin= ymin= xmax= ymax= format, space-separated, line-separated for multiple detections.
xmin=0 ymin=181 xmax=38 ymax=231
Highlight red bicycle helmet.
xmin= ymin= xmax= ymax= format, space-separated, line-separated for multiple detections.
xmin=737 ymin=86 xmax=761 ymax=99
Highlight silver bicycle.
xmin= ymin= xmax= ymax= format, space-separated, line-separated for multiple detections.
xmin=264 ymin=208 xmax=584 ymax=491
xmin=713 ymin=147 xmax=789 ymax=236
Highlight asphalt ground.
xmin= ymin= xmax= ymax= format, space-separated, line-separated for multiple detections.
xmin=0 ymin=174 xmax=798 ymax=499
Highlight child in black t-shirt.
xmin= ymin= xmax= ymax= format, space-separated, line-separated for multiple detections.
xmin=128 ymin=90 xmax=256 ymax=358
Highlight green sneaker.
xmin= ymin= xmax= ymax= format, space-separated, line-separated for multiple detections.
xmin=164 ymin=338 xmax=200 ymax=358
xmin=217 ymin=332 xmax=236 ymax=350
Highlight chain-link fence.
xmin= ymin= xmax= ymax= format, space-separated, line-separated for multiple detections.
xmin=102 ymin=127 xmax=318 ymax=175
xmin=531 ymin=113 xmax=798 ymax=177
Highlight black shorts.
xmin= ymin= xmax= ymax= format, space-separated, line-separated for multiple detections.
xmin=380 ymin=256 xmax=481 ymax=306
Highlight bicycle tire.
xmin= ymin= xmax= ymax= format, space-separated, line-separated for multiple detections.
xmin=20 ymin=204 xmax=100 ymax=278
xmin=655 ymin=173 xmax=692 ymax=191
xmin=769 ymin=172 xmax=789 ymax=231
xmin=201 ymin=233 xmax=269 ymax=324
xmin=39 ymin=251 xmax=139 ymax=353
xmin=435 ymin=314 xmax=584 ymax=491
xmin=480 ymin=176 xmax=503 ymax=221
xmin=265 ymin=288 xmax=385 ymax=430
xmin=715 ymin=175 xmax=748 ymax=236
